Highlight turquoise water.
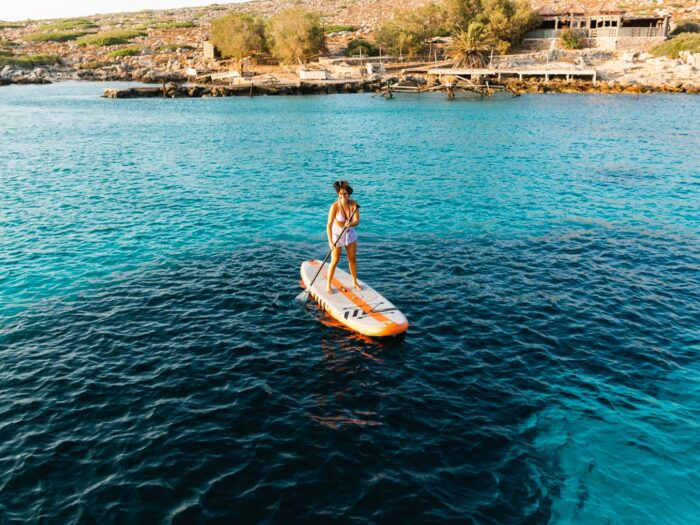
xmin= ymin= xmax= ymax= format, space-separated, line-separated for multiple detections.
xmin=1 ymin=82 xmax=699 ymax=523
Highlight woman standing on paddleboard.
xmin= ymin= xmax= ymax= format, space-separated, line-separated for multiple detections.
xmin=326 ymin=180 xmax=361 ymax=294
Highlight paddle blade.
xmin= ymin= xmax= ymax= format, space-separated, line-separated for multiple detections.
xmin=295 ymin=289 xmax=310 ymax=303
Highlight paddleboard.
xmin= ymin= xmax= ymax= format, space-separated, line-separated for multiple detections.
xmin=300 ymin=260 xmax=409 ymax=337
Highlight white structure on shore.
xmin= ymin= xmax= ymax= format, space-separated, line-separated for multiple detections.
xmin=524 ymin=2 xmax=669 ymax=50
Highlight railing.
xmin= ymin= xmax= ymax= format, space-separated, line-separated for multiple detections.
xmin=525 ymin=26 xmax=665 ymax=39
xmin=589 ymin=27 xmax=618 ymax=38
xmin=618 ymin=26 xmax=664 ymax=38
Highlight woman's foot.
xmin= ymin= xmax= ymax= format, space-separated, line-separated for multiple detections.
xmin=353 ymin=281 xmax=362 ymax=290
xmin=325 ymin=283 xmax=333 ymax=295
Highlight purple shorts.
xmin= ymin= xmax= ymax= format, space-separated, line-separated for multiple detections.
xmin=332 ymin=226 xmax=358 ymax=248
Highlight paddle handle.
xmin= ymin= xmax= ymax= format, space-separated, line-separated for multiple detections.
xmin=305 ymin=205 xmax=359 ymax=292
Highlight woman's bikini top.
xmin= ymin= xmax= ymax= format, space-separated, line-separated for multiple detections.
xmin=334 ymin=203 xmax=354 ymax=227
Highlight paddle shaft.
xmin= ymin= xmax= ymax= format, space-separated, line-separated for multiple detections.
xmin=305 ymin=205 xmax=358 ymax=293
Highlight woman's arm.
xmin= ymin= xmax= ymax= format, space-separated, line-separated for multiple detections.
xmin=346 ymin=202 xmax=360 ymax=228
xmin=327 ymin=203 xmax=337 ymax=248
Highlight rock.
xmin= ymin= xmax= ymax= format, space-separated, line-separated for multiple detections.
xmin=139 ymin=70 xmax=185 ymax=83
xmin=131 ymin=68 xmax=146 ymax=80
xmin=621 ymin=51 xmax=635 ymax=63
xmin=674 ymin=64 xmax=694 ymax=78
xmin=679 ymin=51 xmax=699 ymax=66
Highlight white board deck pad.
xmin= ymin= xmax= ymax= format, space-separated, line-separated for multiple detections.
xmin=300 ymin=260 xmax=409 ymax=337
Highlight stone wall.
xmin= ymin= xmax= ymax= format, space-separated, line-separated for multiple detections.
xmin=612 ymin=37 xmax=667 ymax=51
xmin=520 ymin=36 xmax=666 ymax=52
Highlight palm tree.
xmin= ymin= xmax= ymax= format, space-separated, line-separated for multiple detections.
xmin=447 ymin=22 xmax=497 ymax=68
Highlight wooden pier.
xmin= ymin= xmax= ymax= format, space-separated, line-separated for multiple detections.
xmin=374 ymin=75 xmax=519 ymax=99
xmin=426 ymin=67 xmax=597 ymax=85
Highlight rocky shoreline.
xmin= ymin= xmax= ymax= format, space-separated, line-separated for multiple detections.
xmin=3 ymin=46 xmax=698 ymax=95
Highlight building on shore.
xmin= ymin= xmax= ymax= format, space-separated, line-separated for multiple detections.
xmin=524 ymin=1 xmax=669 ymax=50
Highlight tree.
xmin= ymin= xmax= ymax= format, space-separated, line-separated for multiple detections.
xmin=375 ymin=4 xmax=447 ymax=57
xmin=444 ymin=0 xmax=482 ymax=32
xmin=444 ymin=0 xmax=538 ymax=53
xmin=373 ymin=0 xmax=537 ymax=58
xmin=266 ymin=8 xmax=324 ymax=64
xmin=212 ymin=12 xmax=266 ymax=73
xmin=478 ymin=0 xmax=539 ymax=53
xmin=446 ymin=21 xmax=496 ymax=67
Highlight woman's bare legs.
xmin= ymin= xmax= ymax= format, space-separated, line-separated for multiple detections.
xmin=326 ymin=246 xmax=341 ymax=294
xmin=346 ymin=241 xmax=361 ymax=290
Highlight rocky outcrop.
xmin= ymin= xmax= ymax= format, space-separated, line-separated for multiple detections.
xmin=0 ymin=65 xmax=56 ymax=84
xmin=595 ymin=50 xmax=700 ymax=90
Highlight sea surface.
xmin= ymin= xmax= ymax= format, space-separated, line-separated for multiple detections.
xmin=1 ymin=82 xmax=699 ymax=524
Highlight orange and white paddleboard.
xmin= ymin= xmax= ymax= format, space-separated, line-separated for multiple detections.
xmin=300 ymin=260 xmax=409 ymax=337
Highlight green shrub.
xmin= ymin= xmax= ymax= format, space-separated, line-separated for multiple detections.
xmin=151 ymin=21 xmax=196 ymax=29
xmin=135 ymin=20 xmax=195 ymax=30
xmin=0 ymin=21 xmax=26 ymax=29
xmin=158 ymin=44 xmax=195 ymax=51
xmin=24 ymin=30 xmax=91 ymax=42
xmin=0 ymin=53 xmax=61 ymax=68
xmin=560 ymin=28 xmax=585 ymax=49
xmin=38 ymin=18 xmax=97 ymax=31
xmin=77 ymin=29 xmax=146 ymax=47
xmin=0 ymin=50 xmax=13 ymax=57
xmin=324 ymin=24 xmax=357 ymax=33
xmin=651 ymin=32 xmax=700 ymax=58
xmin=106 ymin=47 xmax=141 ymax=58
xmin=346 ymin=39 xmax=379 ymax=56
xmin=671 ymin=19 xmax=700 ymax=36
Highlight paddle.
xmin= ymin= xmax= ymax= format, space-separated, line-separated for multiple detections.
xmin=296 ymin=204 xmax=359 ymax=303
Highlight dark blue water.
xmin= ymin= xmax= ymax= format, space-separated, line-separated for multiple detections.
xmin=1 ymin=83 xmax=699 ymax=523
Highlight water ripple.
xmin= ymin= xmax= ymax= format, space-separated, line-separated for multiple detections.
xmin=1 ymin=84 xmax=699 ymax=523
